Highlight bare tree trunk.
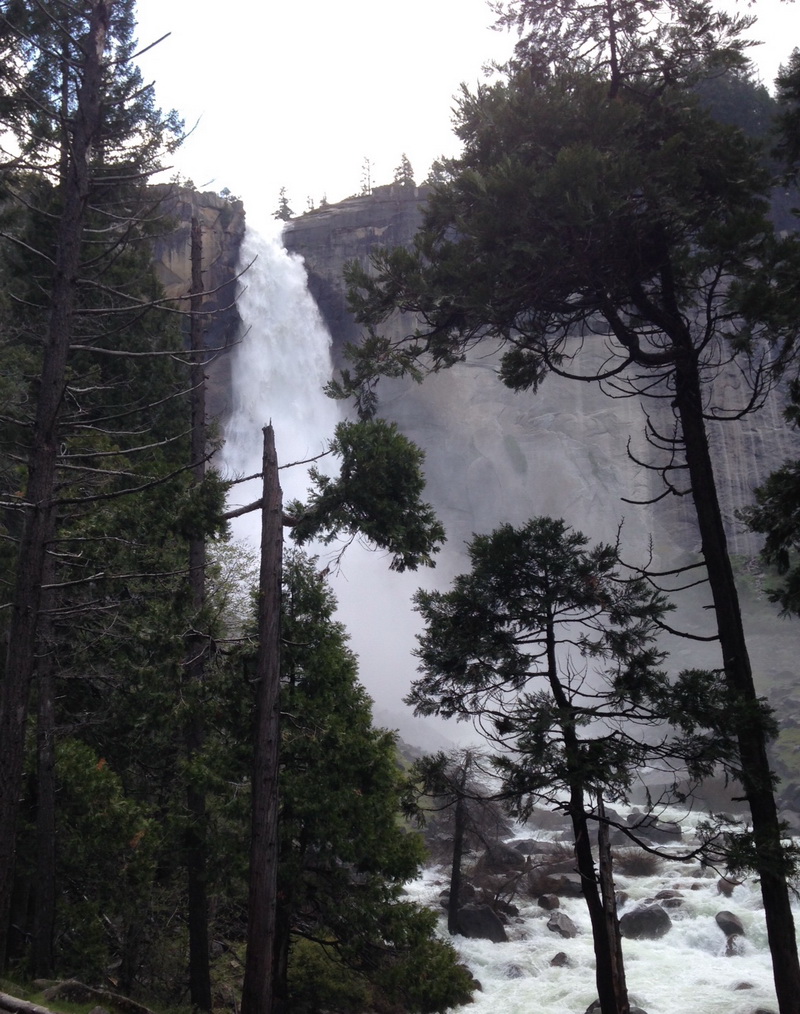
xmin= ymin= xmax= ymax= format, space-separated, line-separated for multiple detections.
xmin=447 ymin=754 xmax=470 ymax=935
xmin=241 ymin=425 xmax=283 ymax=1014
xmin=675 ymin=350 xmax=800 ymax=1014
xmin=597 ymin=793 xmax=627 ymax=1014
xmin=0 ymin=0 xmax=108 ymax=968
xmin=185 ymin=217 xmax=212 ymax=1011
xmin=33 ymin=542 xmax=58 ymax=978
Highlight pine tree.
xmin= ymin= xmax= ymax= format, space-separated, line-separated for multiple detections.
xmin=393 ymin=153 xmax=415 ymax=187
xmin=409 ymin=516 xmax=730 ymax=1014
xmin=273 ymin=186 xmax=294 ymax=221
xmin=0 ymin=0 xmax=185 ymax=967
xmin=336 ymin=5 xmax=800 ymax=1009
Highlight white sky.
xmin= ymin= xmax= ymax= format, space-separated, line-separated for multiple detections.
xmin=134 ymin=0 xmax=794 ymax=233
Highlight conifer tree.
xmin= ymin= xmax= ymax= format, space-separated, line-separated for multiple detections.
xmin=409 ymin=516 xmax=729 ymax=1014
xmin=0 ymin=0 xmax=184 ymax=966
xmin=336 ymin=4 xmax=800 ymax=1009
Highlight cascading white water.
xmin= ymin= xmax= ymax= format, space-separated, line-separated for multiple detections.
xmin=221 ymin=225 xmax=456 ymax=731
xmin=222 ymin=224 xmax=341 ymax=516
xmin=220 ymin=226 xmax=795 ymax=1014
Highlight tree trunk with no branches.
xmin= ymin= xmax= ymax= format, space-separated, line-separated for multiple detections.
xmin=674 ymin=348 xmax=800 ymax=1013
xmin=241 ymin=425 xmax=283 ymax=1014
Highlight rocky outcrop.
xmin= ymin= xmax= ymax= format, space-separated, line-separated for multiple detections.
xmin=283 ymin=182 xmax=426 ymax=355
xmin=149 ymin=185 xmax=245 ymax=418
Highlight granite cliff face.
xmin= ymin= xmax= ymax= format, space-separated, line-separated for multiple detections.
xmin=150 ymin=186 xmax=245 ymax=418
xmin=283 ymin=187 xmax=799 ymax=754
xmin=284 ymin=182 xmax=426 ymax=356
xmin=284 ymin=187 xmax=789 ymax=562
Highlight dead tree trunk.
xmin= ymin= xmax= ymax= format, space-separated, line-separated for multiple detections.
xmin=241 ymin=425 xmax=283 ymax=1014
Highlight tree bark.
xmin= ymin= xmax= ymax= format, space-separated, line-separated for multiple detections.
xmin=185 ymin=217 xmax=212 ymax=1011
xmin=241 ymin=425 xmax=283 ymax=1014
xmin=675 ymin=349 xmax=800 ymax=1014
xmin=0 ymin=0 xmax=108 ymax=968
xmin=546 ymin=613 xmax=628 ymax=1014
xmin=447 ymin=757 xmax=469 ymax=935
xmin=597 ymin=793 xmax=627 ymax=1014
xmin=32 ymin=541 xmax=57 ymax=978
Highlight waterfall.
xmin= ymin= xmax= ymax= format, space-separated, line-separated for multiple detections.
xmin=220 ymin=226 xmax=455 ymax=740
xmin=222 ymin=224 xmax=341 ymax=510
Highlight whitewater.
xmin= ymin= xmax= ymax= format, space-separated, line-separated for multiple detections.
xmin=220 ymin=227 xmax=797 ymax=1014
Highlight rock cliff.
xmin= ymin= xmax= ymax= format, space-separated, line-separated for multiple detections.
xmin=283 ymin=187 xmax=799 ymax=755
xmin=150 ymin=185 xmax=245 ymax=418
xmin=284 ymin=182 xmax=426 ymax=357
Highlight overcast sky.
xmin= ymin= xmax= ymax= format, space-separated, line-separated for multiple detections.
xmin=135 ymin=0 xmax=793 ymax=232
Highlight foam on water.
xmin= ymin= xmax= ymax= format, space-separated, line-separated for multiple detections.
xmin=405 ymin=808 xmax=792 ymax=1014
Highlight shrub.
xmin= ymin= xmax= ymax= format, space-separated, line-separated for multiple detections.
xmin=613 ymin=848 xmax=664 ymax=877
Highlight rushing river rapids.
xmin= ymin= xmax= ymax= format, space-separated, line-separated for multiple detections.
xmin=406 ymin=806 xmax=793 ymax=1014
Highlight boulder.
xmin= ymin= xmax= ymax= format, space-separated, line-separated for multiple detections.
xmin=619 ymin=904 xmax=672 ymax=940
xmin=538 ymin=894 xmax=560 ymax=910
xmin=715 ymin=910 xmax=746 ymax=938
xmin=550 ymin=951 xmax=571 ymax=967
xmin=717 ymin=877 xmax=739 ymax=897
xmin=438 ymin=882 xmax=476 ymax=909
xmin=509 ymin=838 xmax=567 ymax=857
xmin=454 ymin=904 xmax=508 ymax=943
xmin=626 ymin=811 xmax=682 ymax=844
xmin=492 ymin=896 xmax=520 ymax=918
xmin=538 ymin=872 xmax=584 ymax=897
xmin=547 ymin=911 xmax=579 ymax=938
xmin=475 ymin=841 xmax=527 ymax=875
xmin=654 ymin=890 xmax=683 ymax=910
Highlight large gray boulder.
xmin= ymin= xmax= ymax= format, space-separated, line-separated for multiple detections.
xmin=716 ymin=910 xmax=746 ymax=938
xmin=454 ymin=904 xmax=508 ymax=943
xmin=619 ymin=904 xmax=673 ymax=940
xmin=535 ymin=872 xmax=584 ymax=898
xmin=475 ymin=841 xmax=527 ymax=874
xmin=547 ymin=911 xmax=579 ymax=938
